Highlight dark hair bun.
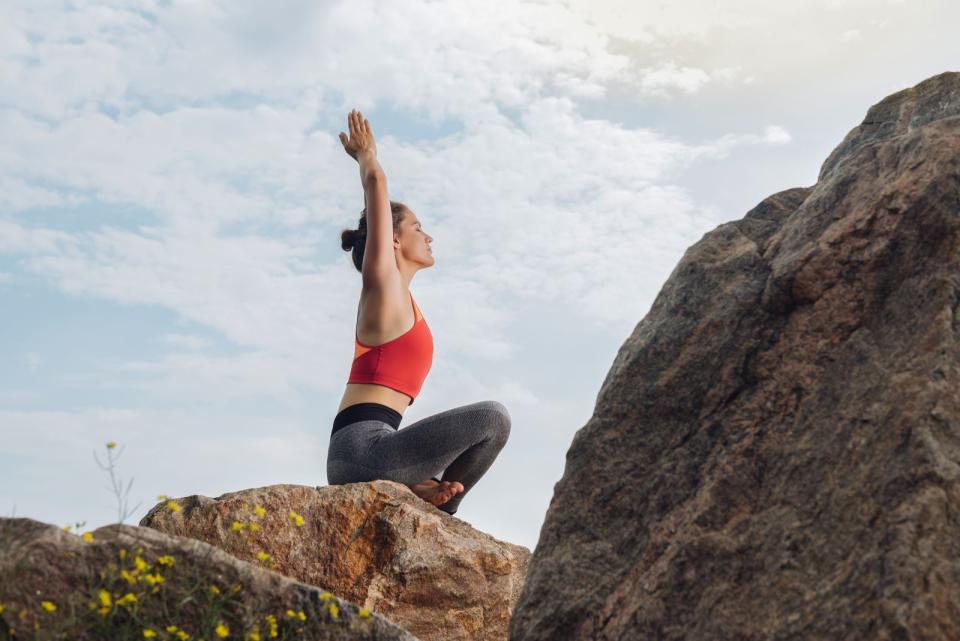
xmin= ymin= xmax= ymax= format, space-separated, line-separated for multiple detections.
xmin=340 ymin=229 xmax=359 ymax=251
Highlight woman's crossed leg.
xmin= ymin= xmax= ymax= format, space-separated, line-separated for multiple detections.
xmin=327 ymin=400 xmax=511 ymax=515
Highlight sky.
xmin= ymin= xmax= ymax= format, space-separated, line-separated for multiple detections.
xmin=1 ymin=0 xmax=957 ymax=553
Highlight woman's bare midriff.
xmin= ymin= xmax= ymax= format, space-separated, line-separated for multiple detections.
xmin=336 ymin=286 xmax=417 ymax=416
xmin=337 ymin=383 xmax=412 ymax=415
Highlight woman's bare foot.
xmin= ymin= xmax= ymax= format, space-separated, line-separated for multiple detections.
xmin=409 ymin=478 xmax=464 ymax=507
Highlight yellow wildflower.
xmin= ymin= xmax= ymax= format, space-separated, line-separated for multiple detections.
xmin=156 ymin=555 xmax=175 ymax=566
xmin=157 ymin=494 xmax=168 ymax=501
xmin=247 ymin=522 xmax=259 ymax=532
xmin=0 ymin=603 xmax=5 ymax=614
xmin=107 ymin=441 xmax=117 ymax=449
xmin=82 ymin=532 xmax=94 ymax=542
xmin=134 ymin=556 xmax=148 ymax=572
xmin=63 ymin=524 xmax=72 ymax=532
xmin=176 ymin=630 xmax=190 ymax=641
xmin=117 ymin=593 xmax=137 ymax=607
xmin=288 ymin=511 xmax=304 ymax=527
xmin=358 ymin=607 xmax=370 ymax=618
xmin=209 ymin=585 xmax=220 ymax=595
xmin=318 ymin=592 xmax=332 ymax=601
xmin=256 ymin=552 xmax=271 ymax=562
xmin=254 ymin=505 xmax=266 ymax=518
xmin=329 ymin=603 xmax=338 ymax=619
xmin=215 ymin=622 xmax=229 ymax=637
xmin=98 ymin=590 xmax=111 ymax=607
xmin=166 ymin=500 xmax=182 ymax=512
xmin=143 ymin=630 xmax=156 ymax=638
xmin=120 ymin=569 xmax=135 ymax=585
xmin=297 ymin=611 xmax=305 ymax=621
xmin=264 ymin=614 xmax=278 ymax=638
xmin=119 ymin=548 xmax=127 ymax=560
xmin=166 ymin=625 xmax=179 ymax=633
xmin=144 ymin=572 xmax=164 ymax=585
xmin=248 ymin=631 xmax=261 ymax=641
xmin=40 ymin=601 xmax=56 ymax=612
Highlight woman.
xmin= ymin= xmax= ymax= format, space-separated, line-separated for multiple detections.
xmin=326 ymin=109 xmax=511 ymax=516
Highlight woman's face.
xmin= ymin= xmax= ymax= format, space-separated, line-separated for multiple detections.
xmin=397 ymin=213 xmax=434 ymax=266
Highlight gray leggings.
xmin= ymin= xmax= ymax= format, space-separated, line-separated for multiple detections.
xmin=326 ymin=400 xmax=511 ymax=515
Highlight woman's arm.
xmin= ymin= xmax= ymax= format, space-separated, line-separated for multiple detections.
xmin=358 ymin=149 xmax=383 ymax=185
xmin=339 ymin=109 xmax=396 ymax=286
xmin=359 ymin=154 xmax=396 ymax=285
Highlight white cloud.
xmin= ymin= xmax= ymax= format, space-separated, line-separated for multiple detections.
xmin=160 ymin=333 xmax=212 ymax=350
xmin=763 ymin=125 xmax=792 ymax=144
xmin=0 ymin=176 xmax=88 ymax=211
xmin=638 ymin=61 xmax=712 ymax=97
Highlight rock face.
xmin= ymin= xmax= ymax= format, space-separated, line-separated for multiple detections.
xmin=141 ymin=481 xmax=531 ymax=641
xmin=0 ymin=516 xmax=415 ymax=641
xmin=509 ymin=70 xmax=960 ymax=641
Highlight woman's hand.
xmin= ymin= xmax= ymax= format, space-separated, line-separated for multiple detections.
xmin=339 ymin=108 xmax=377 ymax=162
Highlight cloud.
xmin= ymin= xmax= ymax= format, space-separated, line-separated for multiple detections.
xmin=637 ymin=61 xmax=712 ymax=96
xmin=763 ymin=125 xmax=792 ymax=144
xmin=0 ymin=0 xmax=799 ymax=413
xmin=160 ymin=333 xmax=212 ymax=350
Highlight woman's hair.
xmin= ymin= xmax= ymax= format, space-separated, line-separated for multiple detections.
xmin=340 ymin=200 xmax=409 ymax=272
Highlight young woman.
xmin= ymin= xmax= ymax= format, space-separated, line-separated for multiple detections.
xmin=326 ymin=109 xmax=511 ymax=516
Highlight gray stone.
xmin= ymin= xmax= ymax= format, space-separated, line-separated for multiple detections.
xmin=510 ymin=70 xmax=960 ymax=641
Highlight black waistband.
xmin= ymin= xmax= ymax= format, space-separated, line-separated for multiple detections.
xmin=332 ymin=402 xmax=402 ymax=437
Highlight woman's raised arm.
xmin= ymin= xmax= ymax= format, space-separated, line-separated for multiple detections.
xmin=339 ymin=109 xmax=396 ymax=287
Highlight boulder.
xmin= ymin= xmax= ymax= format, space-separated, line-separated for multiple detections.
xmin=510 ymin=70 xmax=960 ymax=640
xmin=0 ymin=516 xmax=415 ymax=640
xmin=141 ymin=481 xmax=530 ymax=641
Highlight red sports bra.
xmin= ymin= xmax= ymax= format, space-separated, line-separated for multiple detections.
xmin=347 ymin=291 xmax=434 ymax=405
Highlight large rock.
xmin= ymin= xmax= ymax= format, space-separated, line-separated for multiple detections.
xmin=140 ymin=481 xmax=530 ymax=641
xmin=510 ymin=70 xmax=960 ymax=641
xmin=0 ymin=516 xmax=415 ymax=640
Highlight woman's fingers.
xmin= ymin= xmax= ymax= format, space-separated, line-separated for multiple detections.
xmin=348 ymin=109 xmax=370 ymax=133
xmin=343 ymin=109 xmax=374 ymax=155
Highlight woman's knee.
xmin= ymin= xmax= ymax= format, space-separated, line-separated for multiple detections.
xmin=477 ymin=400 xmax=510 ymax=444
